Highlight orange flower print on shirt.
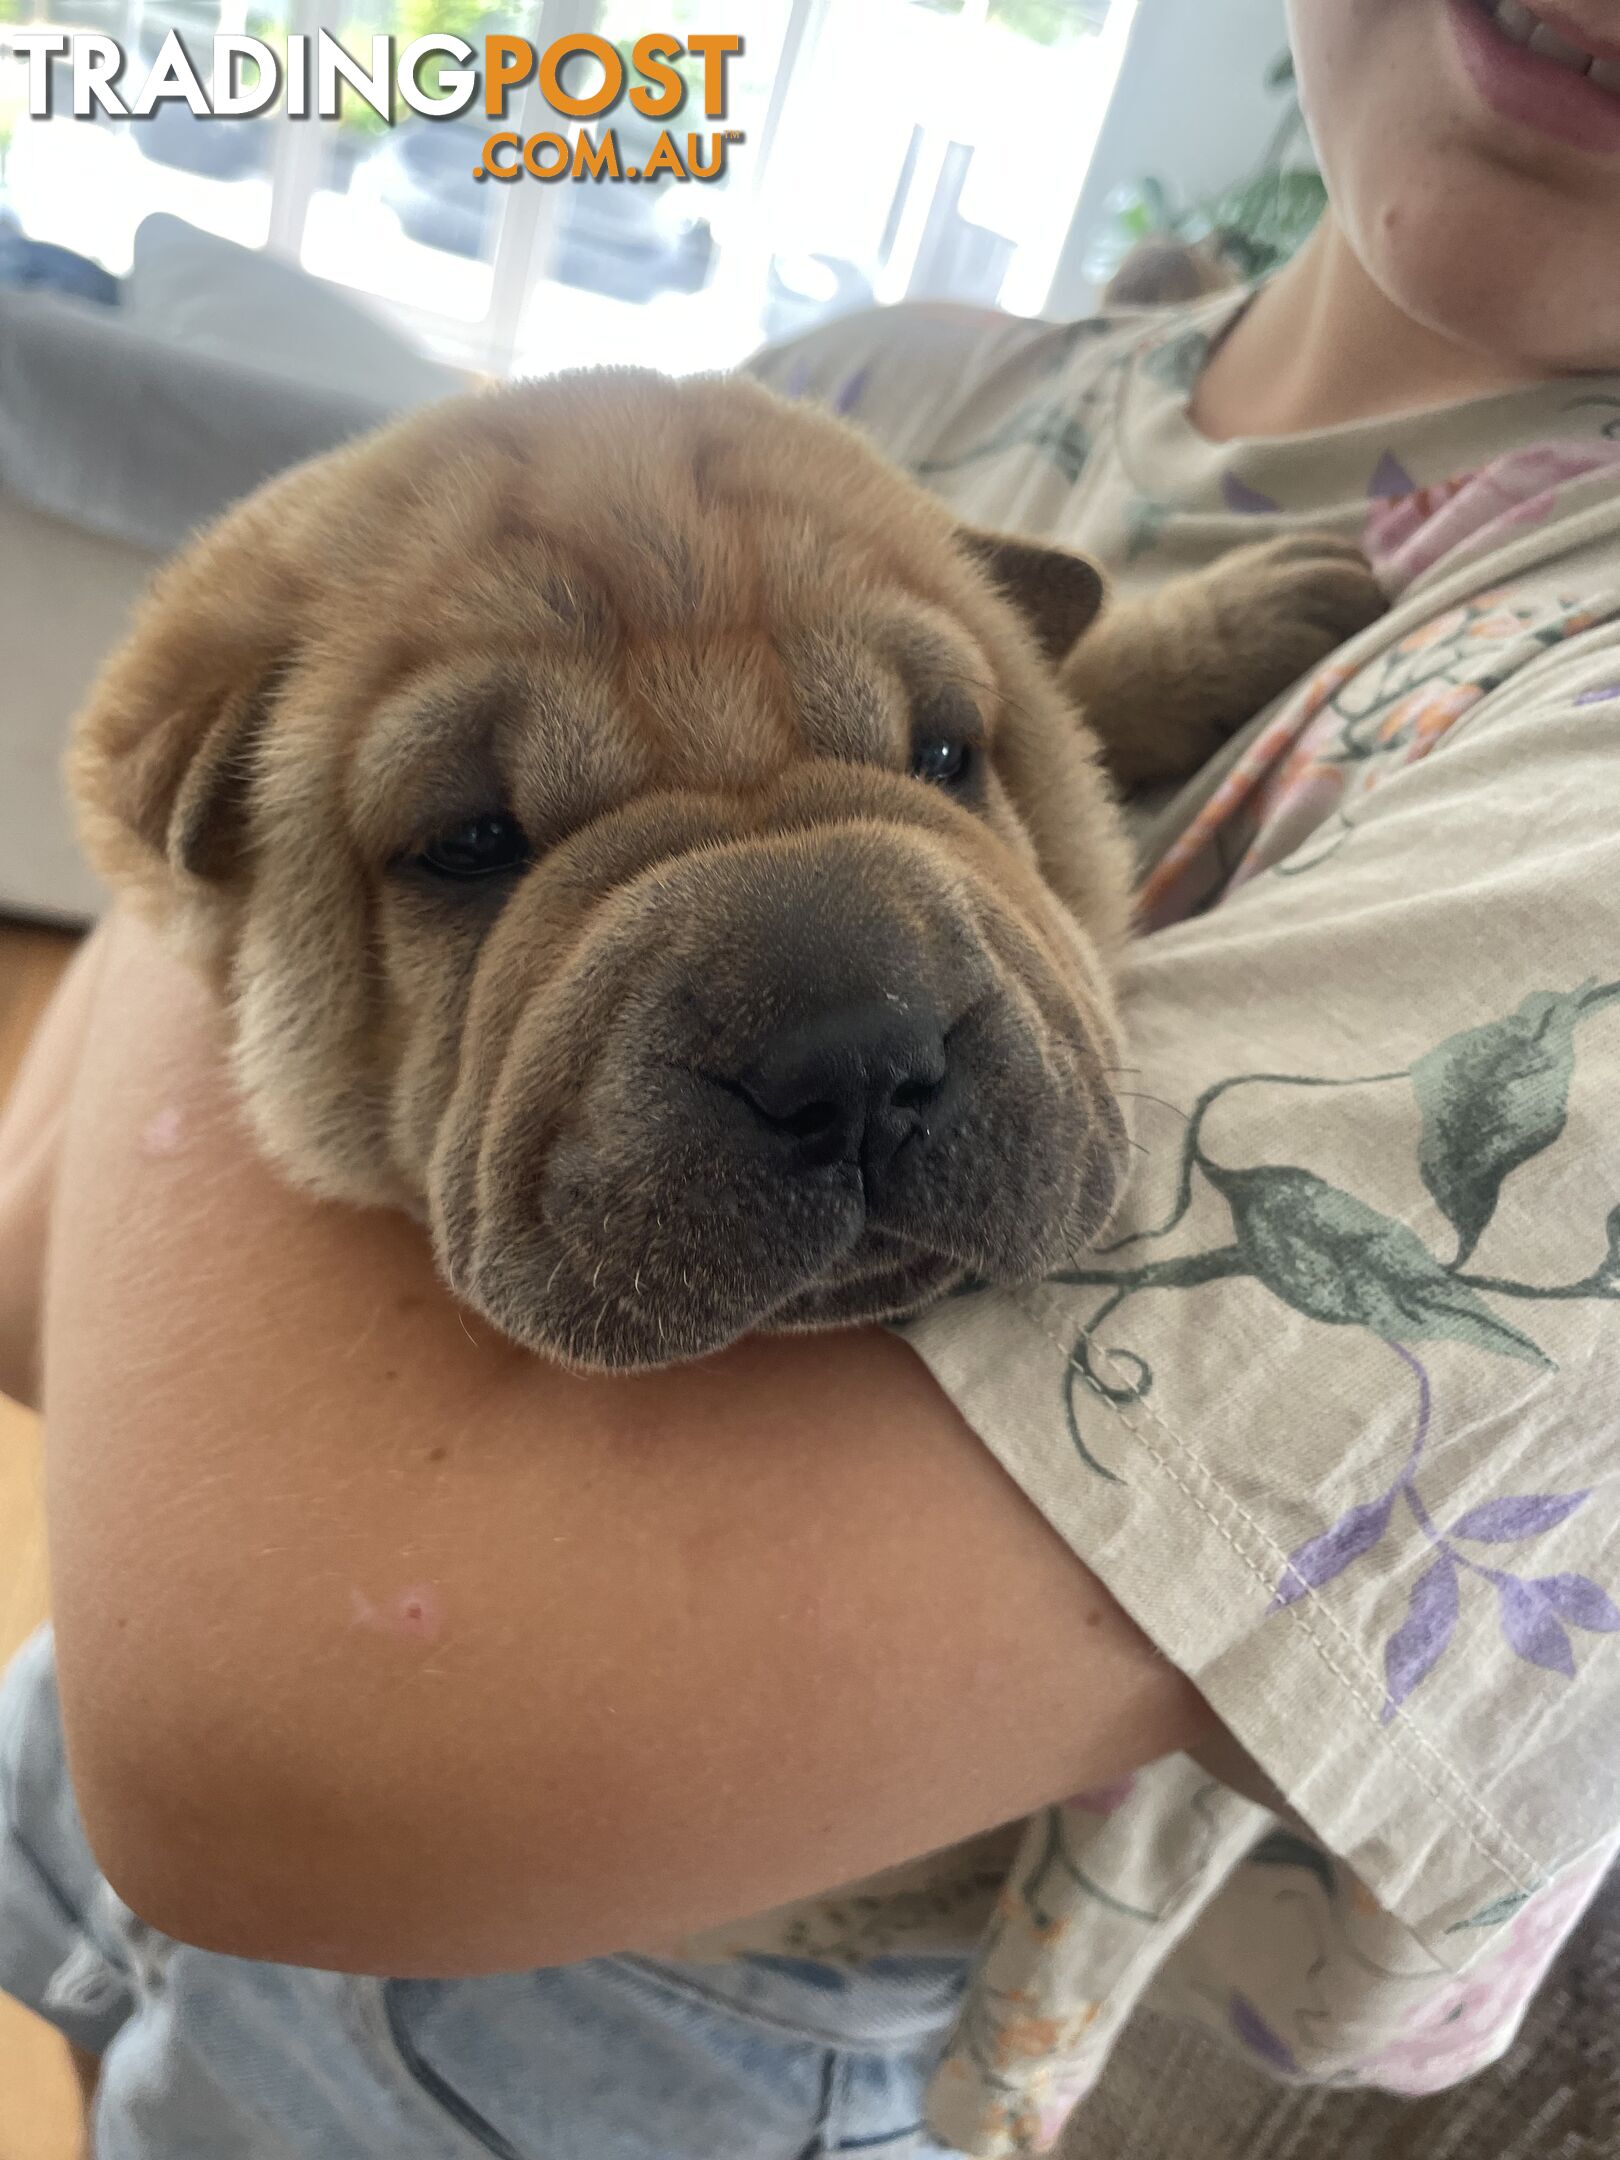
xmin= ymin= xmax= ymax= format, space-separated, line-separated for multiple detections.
xmin=1138 ymin=590 xmax=1603 ymax=929
xmin=1136 ymin=654 xmax=1358 ymax=928
xmin=992 ymin=2007 xmax=1101 ymax=2070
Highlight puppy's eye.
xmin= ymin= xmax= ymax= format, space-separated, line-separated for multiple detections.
xmin=910 ymin=737 xmax=974 ymax=790
xmin=417 ymin=813 xmax=531 ymax=880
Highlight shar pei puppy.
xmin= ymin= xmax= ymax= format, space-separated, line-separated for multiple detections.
xmin=70 ymin=370 xmax=1381 ymax=1368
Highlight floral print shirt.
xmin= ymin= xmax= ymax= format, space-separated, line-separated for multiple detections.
xmin=726 ymin=288 xmax=1620 ymax=2156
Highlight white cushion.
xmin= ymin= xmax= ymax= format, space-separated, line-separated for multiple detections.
xmin=122 ymin=213 xmax=461 ymax=406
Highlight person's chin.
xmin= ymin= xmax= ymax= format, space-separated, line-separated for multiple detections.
xmin=1356 ymin=152 xmax=1620 ymax=373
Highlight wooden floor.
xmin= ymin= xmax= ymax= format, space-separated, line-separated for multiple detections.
xmin=0 ymin=919 xmax=88 ymax=2160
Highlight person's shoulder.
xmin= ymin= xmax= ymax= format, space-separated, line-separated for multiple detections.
xmin=739 ymin=293 xmax=1184 ymax=414
xmin=738 ymin=294 xmax=1211 ymax=488
xmin=742 ymin=300 xmax=1027 ymax=410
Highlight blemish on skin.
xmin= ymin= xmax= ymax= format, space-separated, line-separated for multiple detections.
xmin=350 ymin=1584 xmax=444 ymax=1644
xmin=391 ymin=1586 xmax=444 ymax=1641
xmin=140 ymin=1106 xmax=185 ymax=1156
xmin=426 ymin=1445 xmax=447 ymax=1464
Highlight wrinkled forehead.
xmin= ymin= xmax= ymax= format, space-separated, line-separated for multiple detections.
xmin=338 ymin=497 xmax=994 ymax=860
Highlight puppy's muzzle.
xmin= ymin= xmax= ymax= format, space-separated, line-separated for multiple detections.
xmin=715 ymin=998 xmax=955 ymax=1202
xmin=434 ymin=794 xmax=1124 ymax=1370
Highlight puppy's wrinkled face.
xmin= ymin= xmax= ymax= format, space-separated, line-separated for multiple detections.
xmin=73 ymin=371 xmax=1136 ymax=1370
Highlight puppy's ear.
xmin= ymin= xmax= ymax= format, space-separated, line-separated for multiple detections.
xmin=159 ymin=676 xmax=276 ymax=881
xmin=69 ymin=508 xmax=300 ymax=912
xmin=73 ymin=641 xmax=283 ymax=905
xmin=958 ymin=528 xmax=1108 ymax=665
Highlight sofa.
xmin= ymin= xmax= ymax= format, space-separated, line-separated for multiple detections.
xmin=0 ymin=215 xmax=464 ymax=924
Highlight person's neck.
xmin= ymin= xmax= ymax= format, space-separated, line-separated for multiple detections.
xmin=1188 ymin=216 xmax=1542 ymax=441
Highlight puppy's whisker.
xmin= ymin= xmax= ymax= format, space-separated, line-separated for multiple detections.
xmin=929 ymin=669 xmax=1042 ymax=733
xmin=1112 ymin=1088 xmax=1190 ymax=1126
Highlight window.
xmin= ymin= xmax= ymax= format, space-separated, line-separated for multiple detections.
xmin=0 ymin=0 xmax=1138 ymax=374
xmin=2 ymin=4 xmax=283 ymax=266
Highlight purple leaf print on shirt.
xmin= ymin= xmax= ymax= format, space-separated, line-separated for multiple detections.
xmin=1452 ymin=1492 xmax=1589 ymax=1542
xmin=1369 ymin=451 xmax=1418 ymax=500
xmin=1270 ymin=1494 xmax=1395 ymax=1612
xmin=1381 ymin=1553 xmax=1460 ymax=1723
xmin=783 ymin=357 xmax=813 ymax=401
xmin=1496 ymin=1580 xmax=1577 ymax=1678
xmin=1532 ymin=1574 xmax=1620 ymax=1631
xmin=1230 ymin=1992 xmax=1299 ymax=2073
xmin=1222 ymin=471 xmax=1281 ymax=515
xmin=833 ymin=366 xmax=871 ymax=418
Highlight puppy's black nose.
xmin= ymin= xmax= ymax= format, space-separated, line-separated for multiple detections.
xmin=736 ymin=1001 xmax=952 ymax=1194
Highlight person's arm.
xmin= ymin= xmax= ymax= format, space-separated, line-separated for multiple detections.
xmin=0 ymin=924 xmax=108 ymax=1412
xmin=34 ymin=909 xmax=1213 ymax=1978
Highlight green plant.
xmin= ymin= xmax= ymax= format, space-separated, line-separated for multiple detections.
xmin=1098 ymin=48 xmax=1327 ymax=284
xmin=328 ymin=0 xmax=506 ymax=134
xmin=331 ymin=25 xmax=393 ymax=138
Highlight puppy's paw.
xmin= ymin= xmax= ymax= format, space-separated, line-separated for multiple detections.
xmin=1201 ymin=531 xmax=1388 ymax=711
xmin=1062 ymin=531 xmax=1388 ymax=791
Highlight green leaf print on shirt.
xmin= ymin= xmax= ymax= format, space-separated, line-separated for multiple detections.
xmin=1201 ymin=1162 xmax=1548 ymax=1365
xmin=915 ymin=402 xmax=1093 ymax=486
xmin=1141 ymin=327 xmax=1211 ymax=396
xmin=912 ymin=316 xmax=1214 ymax=493
xmin=1412 ymin=982 xmax=1620 ymax=1266
xmin=1248 ymin=1830 xmax=1339 ymax=1900
xmin=1447 ymin=1890 xmax=1535 ymax=1931
xmin=1048 ymin=982 xmax=1620 ymax=1713
xmin=1124 ymin=496 xmax=1174 ymax=562
xmin=910 ymin=325 xmax=1136 ymax=487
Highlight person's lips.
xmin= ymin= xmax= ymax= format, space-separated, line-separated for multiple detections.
xmin=1449 ymin=0 xmax=1620 ymax=154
